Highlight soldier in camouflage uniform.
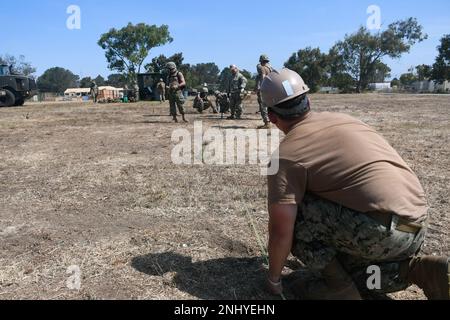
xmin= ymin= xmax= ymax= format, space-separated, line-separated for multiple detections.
xmin=226 ymin=65 xmax=247 ymax=120
xmin=157 ymin=78 xmax=166 ymax=102
xmin=166 ymin=62 xmax=188 ymax=123
xmin=261 ymin=69 xmax=449 ymax=300
xmin=90 ymin=80 xmax=98 ymax=103
xmin=256 ymin=54 xmax=274 ymax=129
xmin=193 ymin=85 xmax=218 ymax=114
xmin=214 ymin=90 xmax=230 ymax=119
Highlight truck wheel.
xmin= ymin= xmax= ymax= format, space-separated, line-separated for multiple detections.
xmin=14 ymin=98 xmax=25 ymax=106
xmin=0 ymin=89 xmax=15 ymax=107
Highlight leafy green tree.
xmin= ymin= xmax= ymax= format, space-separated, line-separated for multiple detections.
xmin=218 ymin=67 xmax=232 ymax=91
xmin=37 ymin=67 xmax=79 ymax=93
xmin=400 ymin=72 xmax=417 ymax=86
xmin=93 ymin=75 xmax=106 ymax=86
xmin=368 ymin=61 xmax=391 ymax=83
xmin=106 ymin=74 xmax=128 ymax=88
xmin=190 ymin=63 xmax=220 ymax=87
xmin=98 ymin=23 xmax=173 ymax=84
xmin=416 ymin=64 xmax=432 ymax=81
xmin=284 ymin=47 xmax=328 ymax=92
xmin=0 ymin=54 xmax=36 ymax=77
xmin=332 ymin=18 xmax=427 ymax=92
xmin=391 ymin=78 xmax=401 ymax=87
xmin=79 ymin=77 xmax=92 ymax=88
xmin=431 ymin=34 xmax=450 ymax=84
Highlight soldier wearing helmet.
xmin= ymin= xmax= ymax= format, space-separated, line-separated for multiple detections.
xmin=214 ymin=90 xmax=230 ymax=119
xmin=262 ymin=69 xmax=447 ymax=300
xmin=156 ymin=78 xmax=166 ymax=103
xmin=226 ymin=65 xmax=247 ymax=120
xmin=193 ymin=84 xmax=218 ymax=114
xmin=90 ymin=80 xmax=99 ymax=103
xmin=255 ymin=54 xmax=274 ymax=128
xmin=166 ymin=62 xmax=188 ymax=123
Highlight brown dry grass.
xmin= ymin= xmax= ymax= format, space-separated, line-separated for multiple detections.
xmin=0 ymin=93 xmax=448 ymax=300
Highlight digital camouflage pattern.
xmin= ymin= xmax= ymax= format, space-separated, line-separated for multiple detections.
xmin=215 ymin=92 xmax=230 ymax=114
xmin=167 ymin=70 xmax=186 ymax=116
xmin=256 ymin=63 xmax=273 ymax=124
xmin=227 ymin=72 xmax=247 ymax=119
xmin=157 ymin=80 xmax=166 ymax=102
xmin=292 ymin=193 xmax=427 ymax=294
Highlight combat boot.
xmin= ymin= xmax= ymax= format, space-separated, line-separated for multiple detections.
xmin=227 ymin=115 xmax=235 ymax=120
xmin=181 ymin=114 xmax=189 ymax=123
xmin=257 ymin=122 xmax=271 ymax=129
xmin=292 ymin=259 xmax=362 ymax=300
xmin=402 ymin=256 xmax=450 ymax=300
xmin=172 ymin=115 xmax=178 ymax=123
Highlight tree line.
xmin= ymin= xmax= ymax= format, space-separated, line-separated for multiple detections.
xmin=2 ymin=18 xmax=448 ymax=94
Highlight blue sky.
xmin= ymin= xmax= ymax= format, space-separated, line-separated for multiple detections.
xmin=3 ymin=0 xmax=450 ymax=80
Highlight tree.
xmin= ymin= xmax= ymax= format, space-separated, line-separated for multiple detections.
xmin=241 ymin=69 xmax=256 ymax=91
xmin=190 ymin=63 xmax=220 ymax=87
xmin=37 ymin=67 xmax=79 ymax=93
xmin=106 ymin=74 xmax=128 ymax=88
xmin=79 ymin=77 xmax=92 ymax=88
xmin=368 ymin=61 xmax=391 ymax=83
xmin=399 ymin=72 xmax=417 ymax=86
xmin=415 ymin=64 xmax=432 ymax=81
xmin=98 ymin=23 xmax=173 ymax=84
xmin=93 ymin=75 xmax=106 ymax=86
xmin=0 ymin=54 xmax=36 ymax=77
xmin=218 ymin=67 xmax=232 ymax=91
xmin=284 ymin=47 xmax=328 ymax=92
xmin=145 ymin=52 xmax=193 ymax=86
xmin=331 ymin=18 xmax=427 ymax=92
xmin=431 ymin=34 xmax=450 ymax=84
xmin=327 ymin=47 xmax=356 ymax=92
xmin=391 ymin=78 xmax=401 ymax=87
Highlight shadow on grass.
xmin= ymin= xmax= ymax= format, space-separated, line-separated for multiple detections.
xmin=131 ymin=252 xmax=394 ymax=300
xmin=131 ymin=252 xmax=275 ymax=300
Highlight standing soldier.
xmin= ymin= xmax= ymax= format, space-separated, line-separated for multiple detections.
xmin=214 ymin=90 xmax=230 ymax=119
xmin=157 ymin=78 xmax=166 ymax=103
xmin=256 ymin=54 xmax=274 ymax=129
xmin=226 ymin=65 xmax=247 ymax=120
xmin=90 ymin=80 xmax=98 ymax=103
xmin=166 ymin=62 xmax=188 ymax=123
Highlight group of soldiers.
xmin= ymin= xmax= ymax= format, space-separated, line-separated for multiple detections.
xmin=155 ymin=55 xmax=274 ymax=128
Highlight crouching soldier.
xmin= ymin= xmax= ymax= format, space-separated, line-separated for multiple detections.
xmin=262 ymin=68 xmax=449 ymax=300
xmin=193 ymin=86 xmax=218 ymax=114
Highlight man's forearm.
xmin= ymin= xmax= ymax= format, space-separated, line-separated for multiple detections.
xmin=268 ymin=233 xmax=293 ymax=281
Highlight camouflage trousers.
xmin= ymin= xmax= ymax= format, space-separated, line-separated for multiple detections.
xmin=257 ymin=91 xmax=269 ymax=123
xmin=229 ymin=92 xmax=243 ymax=118
xmin=159 ymin=91 xmax=166 ymax=102
xmin=168 ymin=90 xmax=185 ymax=116
xmin=194 ymin=97 xmax=217 ymax=113
xmin=292 ymin=193 xmax=427 ymax=294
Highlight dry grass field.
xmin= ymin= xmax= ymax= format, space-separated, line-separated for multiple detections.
xmin=0 ymin=93 xmax=448 ymax=300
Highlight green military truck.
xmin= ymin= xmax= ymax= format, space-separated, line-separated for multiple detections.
xmin=0 ymin=64 xmax=37 ymax=107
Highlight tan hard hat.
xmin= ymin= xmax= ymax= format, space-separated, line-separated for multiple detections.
xmin=261 ymin=68 xmax=310 ymax=108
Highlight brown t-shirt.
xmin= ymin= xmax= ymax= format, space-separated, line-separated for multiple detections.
xmin=268 ymin=112 xmax=428 ymax=221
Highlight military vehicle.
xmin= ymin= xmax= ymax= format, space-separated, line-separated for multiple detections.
xmin=137 ymin=72 xmax=164 ymax=101
xmin=0 ymin=64 xmax=37 ymax=107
